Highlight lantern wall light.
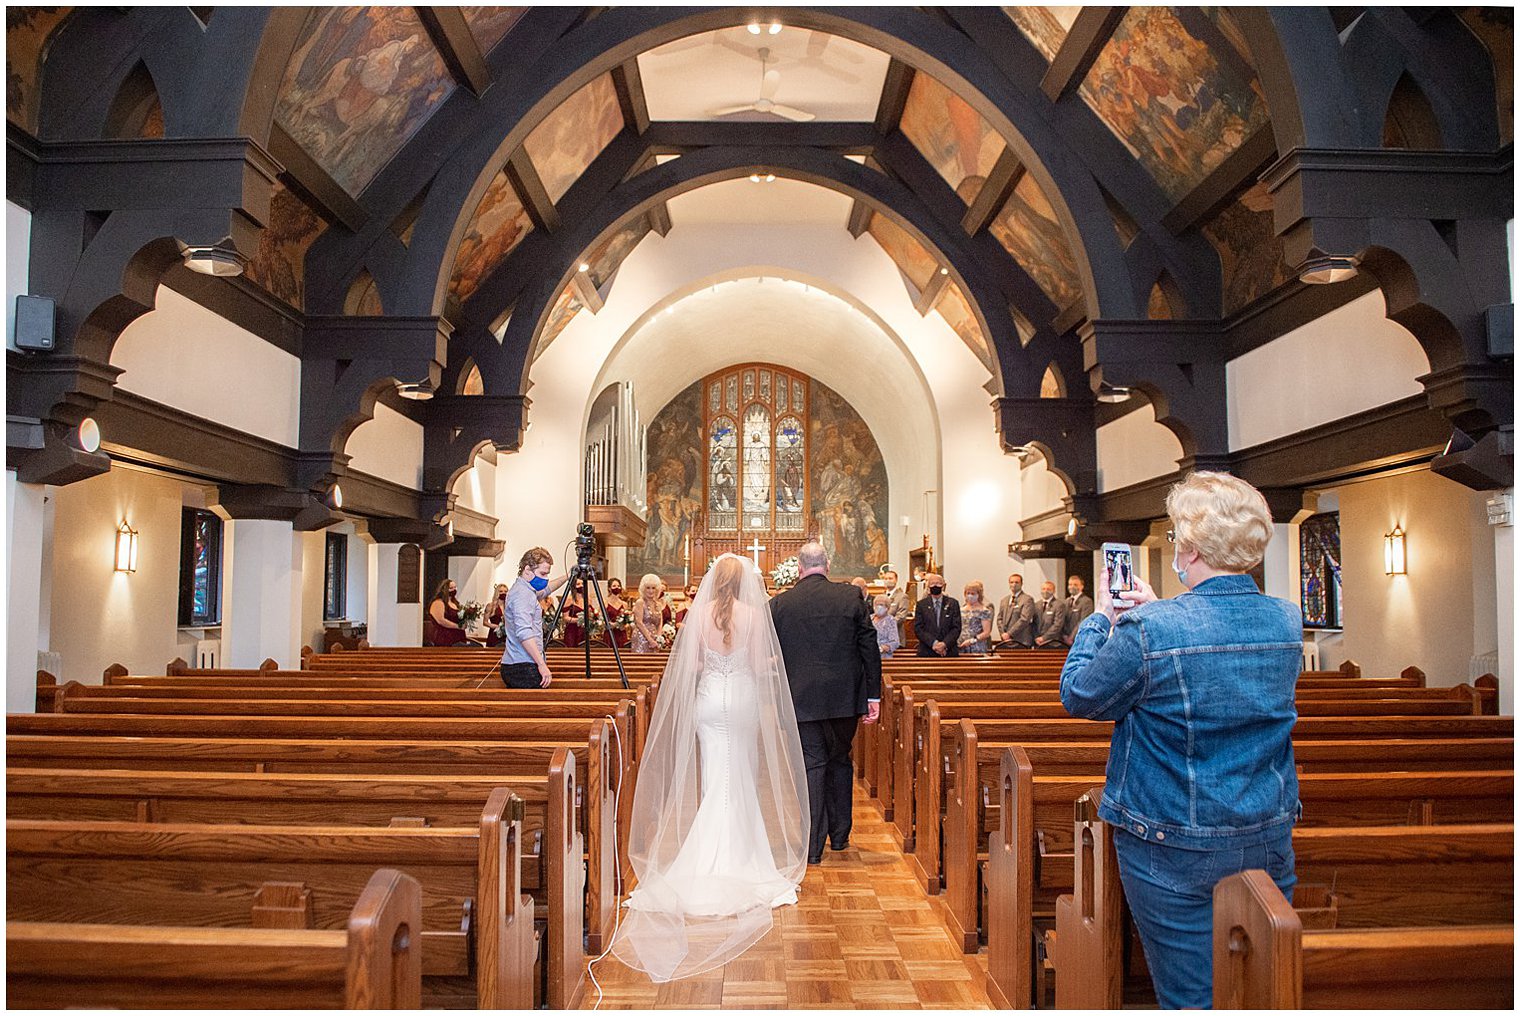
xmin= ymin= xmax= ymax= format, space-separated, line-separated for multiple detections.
xmin=114 ymin=519 xmax=139 ymax=574
xmin=1383 ymin=525 xmax=1406 ymax=576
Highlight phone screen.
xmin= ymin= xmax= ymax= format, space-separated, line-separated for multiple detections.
xmin=1104 ymin=547 xmax=1134 ymax=593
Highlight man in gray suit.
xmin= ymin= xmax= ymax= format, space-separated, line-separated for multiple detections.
xmin=1034 ymin=580 xmax=1070 ymax=648
xmin=881 ymin=570 xmax=911 ymax=622
xmin=994 ymin=572 xmax=1036 ymax=647
xmin=1061 ymin=575 xmax=1095 ymax=644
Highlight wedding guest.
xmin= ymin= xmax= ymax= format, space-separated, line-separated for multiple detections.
xmin=1034 ymin=580 xmax=1070 ymax=648
xmin=561 ymin=584 xmax=588 ymax=649
xmin=913 ymin=573 xmax=961 ymax=657
xmin=658 ymin=579 xmax=675 ymax=626
xmin=995 ymin=572 xmax=1036 ymax=647
xmin=604 ymin=578 xmax=631 ymax=648
xmin=958 ymin=580 xmax=993 ymax=654
xmin=674 ymin=583 xmax=698 ymax=629
xmin=872 ymin=594 xmax=901 ymax=658
xmin=486 ymin=582 xmax=509 ymax=647
xmin=500 ymin=547 xmax=567 ymax=688
xmin=851 ymin=576 xmax=870 ymax=602
xmin=425 ymin=578 xmax=469 ymax=647
xmin=632 ymin=573 xmax=666 ymax=653
xmin=1059 ymin=471 xmax=1299 ymax=1009
xmin=881 ymin=570 xmax=911 ymax=622
xmin=1063 ymin=575 xmax=1095 ymax=643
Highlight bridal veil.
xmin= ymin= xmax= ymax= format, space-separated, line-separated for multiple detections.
xmin=609 ymin=553 xmax=810 ymax=981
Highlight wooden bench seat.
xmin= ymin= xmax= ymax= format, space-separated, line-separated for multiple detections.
xmin=1212 ymin=870 xmax=1513 ymax=1009
xmin=6 ymin=868 xmax=423 ymax=1010
xmin=5 ymin=789 xmax=550 ymax=1006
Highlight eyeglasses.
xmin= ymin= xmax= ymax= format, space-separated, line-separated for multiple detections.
xmin=1165 ymin=529 xmax=1176 ymax=544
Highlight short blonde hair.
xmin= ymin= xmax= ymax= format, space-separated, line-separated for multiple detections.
xmin=964 ymin=580 xmax=984 ymax=597
xmin=1165 ymin=471 xmax=1272 ymax=572
xmin=639 ymin=573 xmax=662 ymax=597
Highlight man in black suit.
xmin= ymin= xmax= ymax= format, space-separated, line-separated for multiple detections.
xmin=1034 ymin=580 xmax=1070 ymax=648
xmin=912 ymin=573 xmax=961 ymax=657
xmin=770 ymin=542 xmax=882 ymax=864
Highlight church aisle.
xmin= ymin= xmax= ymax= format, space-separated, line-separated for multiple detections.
xmin=584 ymin=781 xmax=991 ymax=1010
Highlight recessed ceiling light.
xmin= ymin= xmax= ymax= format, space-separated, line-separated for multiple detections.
xmin=747 ymin=23 xmax=761 ymax=35
xmin=749 ymin=173 xmax=761 ymax=183
xmin=765 ymin=173 xmax=776 ymax=183
xmin=769 ymin=22 xmax=782 ymax=35
xmin=939 ymin=267 xmax=949 ymax=276
xmin=578 ymin=262 xmax=590 ymax=273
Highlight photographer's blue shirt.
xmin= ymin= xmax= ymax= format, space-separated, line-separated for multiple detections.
xmin=1059 ymin=575 xmax=1303 ymax=850
xmin=501 ymin=577 xmax=543 ymax=666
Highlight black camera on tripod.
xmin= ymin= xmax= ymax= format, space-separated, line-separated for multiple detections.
xmin=572 ymin=522 xmax=598 ymax=577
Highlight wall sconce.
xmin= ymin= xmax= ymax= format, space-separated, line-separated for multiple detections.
xmin=114 ymin=519 xmax=139 ymax=573
xmin=1383 ymin=525 xmax=1406 ymax=575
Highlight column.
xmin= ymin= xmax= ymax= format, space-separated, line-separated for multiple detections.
xmin=221 ymin=518 xmax=302 ymax=669
xmin=367 ymin=542 xmax=422 ymax=647
xmin=7 ymin=472 xmax=47 ymax=712
xmin=1493 ymin=491 xmax=1514 ymax=715
xmin=1260 ymin=523 xmax=1301 ymax=601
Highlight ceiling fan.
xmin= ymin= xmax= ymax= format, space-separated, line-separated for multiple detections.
xmin=707 ymin=48 xmax=816 ymax=122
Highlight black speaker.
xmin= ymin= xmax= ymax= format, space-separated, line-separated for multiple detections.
xmin=14 ymin=295 xmax=55 ymax=352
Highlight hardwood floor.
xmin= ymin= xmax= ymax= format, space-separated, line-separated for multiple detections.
xmin=582 ymin=782 xmax=992 ymax=1009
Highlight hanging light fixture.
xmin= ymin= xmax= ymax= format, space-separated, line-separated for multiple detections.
xmin=1096 ymin=383 xmax=1134 ymax=404
xmin=75 ymin=418 xmax=101 ymax=453
xmin=114 ymin=519 xmax=139 ymax=574
xmin=395 ymin=381 xmax=435 ymax=401
xmin=1298 ymin=255 xmax=1360 ymax=285
xmin=1383 ymin=526 xmax=1406 ymax=575
xmin=180 ymin=244 xmax=246 ymax=277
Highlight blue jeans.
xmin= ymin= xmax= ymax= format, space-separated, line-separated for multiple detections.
xmin=1113 ymin=828 xmax=1295 ymax=1009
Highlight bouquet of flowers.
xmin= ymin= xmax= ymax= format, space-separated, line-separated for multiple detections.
xmin=771 ymin=556 xmax=801 ymax=589
xmin=658 ymin=621 xmax=677 ymax=650
xmin=587 ymin=611 xmax=607 ymax=641
xmin=459 ymin=601 xmax=486 ymax=628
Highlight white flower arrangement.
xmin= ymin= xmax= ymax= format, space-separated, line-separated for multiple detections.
xmin=771 ymin=556 xmax=801 ymax=589
xmin=658 ymin=621 xmax=677 ymax=650
xmin=459 ymin=601 xmax=486 ymax=628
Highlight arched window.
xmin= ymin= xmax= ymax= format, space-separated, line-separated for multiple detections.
xmin=707 ymin=416 xmax=737 ymax=531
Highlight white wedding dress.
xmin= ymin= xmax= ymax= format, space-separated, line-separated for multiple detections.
xmin=610 ymin=556 xmax=809 ymax=982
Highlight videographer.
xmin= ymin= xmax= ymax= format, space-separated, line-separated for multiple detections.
xmin=500 ymin=547 xmax=568 ymax=688
xmin=1057 ymin=471 xmax=1301 ymax=1009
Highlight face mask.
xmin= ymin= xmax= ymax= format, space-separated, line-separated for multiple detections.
xmin=1172 ymin=551 xmax=1189 ymax=588
xmin=929 ymin=586 xmax=943 ymax=596
xmin=874 ymin=605 xmax=888 ymax=617
xmin=529 ymin=575 xmax=549 ymax=592
xmin=966 ymin=594 xmax=979 ymax=604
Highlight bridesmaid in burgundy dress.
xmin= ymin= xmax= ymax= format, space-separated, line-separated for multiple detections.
xmin=603 ymin=579 xmax=631 ymax=648
xmin=562 ymin=586 xmax=588 ymax=648
xmin=486 ymin=584 xmax=508 ymax=648
xmin=426 ymin=579 xmax=469 ymax=647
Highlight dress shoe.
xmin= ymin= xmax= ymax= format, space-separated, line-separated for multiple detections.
xmin=829 ymin=839 xmax=850 ymax=851
xmin=807 ymin=853 xmax=824 ymax=865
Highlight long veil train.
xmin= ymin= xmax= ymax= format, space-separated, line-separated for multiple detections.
xmin=609 ymin=553 xmax=810 ymax=982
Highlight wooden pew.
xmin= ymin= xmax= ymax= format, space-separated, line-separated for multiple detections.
xmin=1212 ymin=869 xmax=1513 ymax=1009
xmin=982 ymin=743 xmax=1515 ymax=1009
xmin=6 ymin=867 xmax=424 ymax=1009
xmin=5 ymin=789 xmax=554 ymax=1007
xmin=1056 ymin=798 xmax=1515 ymax=1008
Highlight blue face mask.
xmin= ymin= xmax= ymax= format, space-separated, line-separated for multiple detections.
xmin=529 ymin=574 xmax=549 ymax=592
xmin=1172 ymin=551 xmax=1188 ymax=588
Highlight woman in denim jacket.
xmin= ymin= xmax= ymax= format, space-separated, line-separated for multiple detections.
xmin=1059 ymin=472 xmax=1302 ymax=1009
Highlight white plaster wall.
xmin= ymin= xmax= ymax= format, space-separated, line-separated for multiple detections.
xmin=1494 ymin=498 xmax=1514 ymax=715
xmin=366 ymin=542 xmax=422 ymax=646
xmin=452 ymin=450 xmax=496 ymax=515
xmin=6 ymin=200 xmax=30 ymax=351
xmin=221 ymin=518 xmax=302 ymax=669
xmin=1096 ymin=403 xmax=1183 ymax=492
xmin=345 ymin=531 xmax=369 ymax=627
xmin=45 ymin=466 xmax=187 ymax=683
xmin=7 ymin=472 xmax=47 ymax=710
xmin=298 ymin=530 xmax=326 ymax=655
xmin=347 ymin=404 xmax=424 ymax=490
xmin=1226 ymin=289 xmax=1429 ymax=451
xmin=1334 ymin=468 xmax=1499 ymax=688
xmin=495 ymin=223 xmax=1025 ymax=591
xmin=449 ymin=556 xmax=496 ymax=609
xmin=111 ymin=285 xmax=302 ymax=446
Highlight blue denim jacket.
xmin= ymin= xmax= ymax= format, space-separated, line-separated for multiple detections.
xmin=1060 ymin=575 xmax=1303 ymax=850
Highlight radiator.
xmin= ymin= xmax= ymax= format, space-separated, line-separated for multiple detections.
xmin=1300 ymin=642 xmax=1320 ymax=672
xmin=36 ymin=650 xmax=62 ymax=678
xmin=195 ymin=639 xmax=221 ymax=670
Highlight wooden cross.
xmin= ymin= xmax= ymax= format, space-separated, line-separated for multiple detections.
xmin=746 ymin=537 xmax=767 ymax=568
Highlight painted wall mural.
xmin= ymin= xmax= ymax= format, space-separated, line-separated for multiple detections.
xmin=461 ymin=6 xmax=526 ymax=56
xmin=585 ymin=218 xmax=652 ymax=289
xmin=866 ymin=212 xmax=938 ymax=293
xmin=1201 ymin=181 xmax=1291 ymax=316
xmin=630 ymin=370 xmax=888 ymax=583
xmin=244 ymin=181 xmax=326 ymax=311
xmin=1078 ymin=6 xmax=1268 ymax=202
xmin=932 ymin=282 xmax=995 ymax=373
xmin=899 ymin=71 xmax=1007 ymax=206
xmin=449 ymin=168 xmax=535 ymax=303
xmin=523 ymin=73 xmax=625 ymax=203
xmin=1002 ymin=6 xmax=1080 ymax=63
xmin=275 ymin=6 xmax=456 ymax=197
xmin=536 ymin=285 xmax=585 ymax=356
xmin=7 ymin=6 xmax=72 ymax=134
xmin=988 ymin=173 xmax=1083 ymax=310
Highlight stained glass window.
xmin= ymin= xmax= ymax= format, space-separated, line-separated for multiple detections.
xmin=792 ymin=379 xmax=805 ymax=412
xmin=742 ymin=403 xmax=772 ymax=517
xmin=178 ymin=508 xmax=222 ymax=626
xmin=760 ymin=369 xmax=771 ymax=402
xmin=776 ymin=373 xmax=788 ymax=412
xmin=775 ymin=416 xmax=805 ymax=532
xmin=743 ymin=369 xmax=755 ymax=401
xmin=324 ymin=532 xmax=347 ymax=620
xmin=709 ymin=381 xmax=720 ymax=412
xmin=726 ymin=376 xmax=738 ymax=412
xmin=708 ymin=416 xmax=738 ymax=530
xmin=1300 ymin=512 xmax=1342 ymax=628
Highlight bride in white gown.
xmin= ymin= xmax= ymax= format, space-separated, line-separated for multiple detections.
xmin=609 ymin=554 xmax=810 ymax=982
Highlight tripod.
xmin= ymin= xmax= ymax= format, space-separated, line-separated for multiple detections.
xmin=544 ymin=562 xmax=631 ymax=690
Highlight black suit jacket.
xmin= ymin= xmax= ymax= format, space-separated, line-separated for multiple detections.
xmin=913 ymin=594 xmax=962 ymax=656
xmin=770 ymin=573 xmax=883 ymax=722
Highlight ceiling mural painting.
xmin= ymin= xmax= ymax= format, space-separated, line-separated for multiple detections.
xmin=1201 ymin=181 xmax=1291 ymax=316
xmin=988 ymin=173 xmax=1083 ymax=310
xmin=461 ymin=6 xmax=527 ymax=56
xmin=1002 ymin=6 xmax=1081 ymax=63
xmin=275 ymin=6 xmax=456 ymax=197
xmin=7 ymin=6 xmax=72 ymax=134
xmin=1078 ymin=6 xmax=1269 ymax=202
xmin=865 ymin=212 xmax=938 ymax=295
xmin=899 ymin=70 xmax=1007 ymax=206
xmin=932 ymin=281 xmax=996 ymax=374
xmin=244 ymin=181 xmax=327 ymax=311
xmin=535 ymin=285 xmax=586 ymax=357
xmin=523 ymin=73 xmax=625 ymax=203
xmin=449 ymin=168 xmax=535 ymax=303
xmin=584 ymin=218 xmax=652 ymax=290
